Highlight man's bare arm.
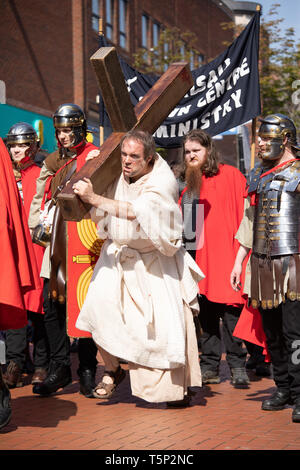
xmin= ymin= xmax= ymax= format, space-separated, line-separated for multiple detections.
xmin=73 ymin=178 xmax=136 ymax=221
xmin=230 ymin=244 xmax=250 ymax=291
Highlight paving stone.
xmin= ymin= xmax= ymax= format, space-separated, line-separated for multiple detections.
xmin=1 ymin=353 xmax=299 ymax=450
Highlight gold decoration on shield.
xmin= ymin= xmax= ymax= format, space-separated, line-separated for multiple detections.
xmin=76 ymin=218 xmax=103 ymax=256
xmin=73 ymin=218 xmax=104 ymax=310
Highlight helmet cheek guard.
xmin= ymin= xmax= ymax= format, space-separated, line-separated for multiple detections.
xmin=258 ymin=114 xmax=300 ymax=161
xmin=25 ymin=142 xmax=39 ymax=160
xmin=258 ymin=137 xmax=285 ymax=161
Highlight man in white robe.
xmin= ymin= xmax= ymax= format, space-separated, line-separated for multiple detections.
xmin=73 ymin=130 xmax=203 ymax=405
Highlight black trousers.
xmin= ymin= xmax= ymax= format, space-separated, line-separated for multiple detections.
xmin=198 ymin=296 xmax=247 ymax=371
xmin=43 ymin=279 xmax=98 ymax=373
xmin=260 ymin=299 xmax=300 ymax=401
xmin=43 ymin=279 xmax=71 ymax=367
xmin=244 ymin=341 xmax=266 ymax=364
xmin=5 ymin=311 xmax=50 ymax=370
xmin=77 ymin=338 xmax=98 ymax=374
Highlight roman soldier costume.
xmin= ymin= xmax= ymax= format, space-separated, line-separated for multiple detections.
xmin=6 ymin=122 xmax=45 ymax=313
xmin=28 ymin=103 xmax=98 ymax=398
xmin=3 ymin=123 xmax=48 ymax=390
xmin=235 ymin=113 xmax=300 ymax=422
xmin=246 ymin=114 xmax=300 ymax=309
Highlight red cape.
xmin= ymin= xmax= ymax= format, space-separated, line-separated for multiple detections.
xmin=0 ymin=139 xmax=42 ymax=330
xmin=76 ymin=142 xmax=98 ymax=170
xmin=21 ymin=163 xmax=45 ymax=313
xmin=180 ymin=164 xmax=247 ymax=304
xmin=233 ymin=303 xmax=270 ymax=360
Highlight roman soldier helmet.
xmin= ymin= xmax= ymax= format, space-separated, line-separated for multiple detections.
xmin=258 ymin=113 xmax=300 ymax=160
xmin=53 ymin=103 xmax=87 ymax=147
xmin=6 ymin=122 xmax=40 ymax=159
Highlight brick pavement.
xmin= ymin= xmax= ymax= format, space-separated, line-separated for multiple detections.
xmin=1 ymin=351 xmax=300 ymax=451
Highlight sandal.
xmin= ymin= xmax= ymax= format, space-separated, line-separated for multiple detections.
xmin=92 ymin=366 xmax=126 ymax=399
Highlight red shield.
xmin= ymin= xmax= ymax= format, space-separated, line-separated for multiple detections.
xmin=66 ymin=219 xmax=103 ymax=337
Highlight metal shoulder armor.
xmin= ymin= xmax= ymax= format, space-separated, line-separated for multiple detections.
xmin=247 ymin=162 xmax=264 ymax=193
xmin=275 ymin=159 xmax=300 ymax=192
xmin=252 ymin=159 xmax=300 ymax=257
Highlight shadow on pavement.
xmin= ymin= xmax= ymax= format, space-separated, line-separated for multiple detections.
xmin=1 ymin=395 xmax=78 ymax=433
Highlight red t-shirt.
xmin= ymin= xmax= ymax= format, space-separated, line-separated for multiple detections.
xmin=179 ymin=163 xmax=247 ymax=305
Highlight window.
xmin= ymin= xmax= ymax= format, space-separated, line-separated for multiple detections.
xmin=152 ymin=22 xmax=160 ymax=48
xmin=106 ymin=0 xmax=114 ymax=40
xmin=152 ymin=22 xmax=160 ymax=67
xmin=92 ymin=0 xmax=100 ymax=32
xmin=163 ymin=41 xmax=169 ymax=72
xmin=198 ymin=54 xmax=204 ymax=67
xmin=190 ymin=50 xmax=194 ymax=71
xmin=142 ymin=14 xmax=149 ymax=49
xmin=119 ymin=0 xmax=127 ymax=49
xmin=180 ymin=44 xmax=185 ymax=60
xmin=141 ymin=14 xmax=149 ymax=62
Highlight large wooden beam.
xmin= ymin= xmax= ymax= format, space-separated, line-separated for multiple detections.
xmin=57 ymin=48 xmax=193 ymax=221
xmin=133 ymin=63 xmax=192 ymax=133
xmin=57 ymin=132 xmax=124 ymax=220
xmin=90 ymin=47 xmax=137 ymax=132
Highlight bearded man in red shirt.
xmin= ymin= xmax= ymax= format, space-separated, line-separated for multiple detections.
xmin=179 ymin=129 xmax=267 ymax=387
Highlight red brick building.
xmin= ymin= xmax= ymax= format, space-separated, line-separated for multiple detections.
xmin=0 ymin=0 xmax=235 ymax=149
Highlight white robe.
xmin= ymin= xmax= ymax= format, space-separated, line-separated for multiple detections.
xmin=76 ymin=155 xmax=204 ymax=401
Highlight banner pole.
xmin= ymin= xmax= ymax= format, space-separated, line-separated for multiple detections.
xmin=251 ymin=117 xmax=257 ymax=169
xmin=98 ymin=17 xmax=104 ymax=146
xmin=250 ymin=5 xmax=261 ymax=169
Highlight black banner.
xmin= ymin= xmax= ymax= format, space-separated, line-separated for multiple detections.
xmin=99 ymin=11 xmax=261 ymax=149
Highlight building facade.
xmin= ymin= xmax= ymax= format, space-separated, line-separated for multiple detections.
xmin=0 ymin=0 xmax=237 ymax=151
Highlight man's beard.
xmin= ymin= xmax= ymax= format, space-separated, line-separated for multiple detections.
xmin=185 ymin=163 xmax=203 ymax=198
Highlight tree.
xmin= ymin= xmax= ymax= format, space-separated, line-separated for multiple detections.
xmin=259 ymin=4 xmax=300 ymax=129
xmin=222 ymin=4 xmax=300 ymax=130
xmin=133 ymin=27 xmax=199 ymax=76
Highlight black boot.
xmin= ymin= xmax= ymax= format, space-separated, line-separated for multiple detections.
xmin=0 ymin=369 xmax=12 ymax=430
xmin=201 ymin=369 xmax=221 ymax=384
xmin=231 ymin=368 xmax=250 ymax=389
xmin=261 ymin=389 xmax=290 ymax=411
xmin=78 ymin=369 xmax=96 ymax=398
xmin=292 ymin=398 xmax=300 ymax=423
xmin=254 ymin=362 xmax=272 ymax=377
xmin=33 ymin=362 xmax=72 ymax=396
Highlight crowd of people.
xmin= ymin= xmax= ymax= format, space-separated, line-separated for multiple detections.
xmin=1 ymin=105 xmax=300 ymax=431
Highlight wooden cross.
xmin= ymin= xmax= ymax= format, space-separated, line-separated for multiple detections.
xmin=57 ymin=47 xmax=193 ymax=221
